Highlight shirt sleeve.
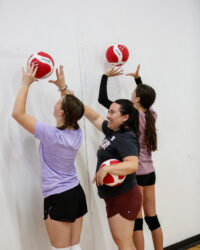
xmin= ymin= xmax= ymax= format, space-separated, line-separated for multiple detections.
xmin=113 ymin=133 xmax=139 ymax=159
xmin=98 ymin=74 xmax=113 ymax=109
xmin=102 ymin=120 xmax=113 ymax=136
xmin=34 ymin=121 xmax=57 ymax=145
xmin=135 ymin=77 xmax=143 ymax=85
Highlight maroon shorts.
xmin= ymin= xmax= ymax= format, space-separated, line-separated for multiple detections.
xmin=104 ymin=185 xmax=142 ymax=221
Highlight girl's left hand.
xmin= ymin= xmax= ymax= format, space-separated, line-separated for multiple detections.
xmin=93 ymin=166 xmax=108 ymax=186
xmin=49 ymin=65 xmax=67 ymax=90
xmin=22 ymin=63 xmax=38 ymax=87
xmin=126 ymin=64 xmax=140 ymax=79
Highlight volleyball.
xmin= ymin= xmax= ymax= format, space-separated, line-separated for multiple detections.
xmin=106 ymin=44 xmax=129 ymax=66
xmin=27 ymin=51 xmax=54 ymax=79
xmin=100 ymin=159 xmax=126 ymax=187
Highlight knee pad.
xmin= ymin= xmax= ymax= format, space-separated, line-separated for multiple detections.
xmin=134 ymin=218 xmax=143 ymax=231
xmin=145 ymin=215 xmax=160 ymax=231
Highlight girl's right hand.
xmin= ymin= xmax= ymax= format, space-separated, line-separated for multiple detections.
xmin=49 ymin=65 xmax=67 ymax=90
xmin=104 ymin=67 xmax=124 ymax=77
xmin=22 ymin=63 xmax=38 ymax=87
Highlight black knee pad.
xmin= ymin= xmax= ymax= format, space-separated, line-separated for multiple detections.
xmin=145 ymin=215 xmax=160 ymax=231
xmin=134 ymin=218 xmax=143 ymax=231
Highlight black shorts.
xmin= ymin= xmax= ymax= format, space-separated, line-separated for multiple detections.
xmin=136 ymin=172 xmax=156 ymax=186
xmin=44 ymin=184 xmax=87 ymax=222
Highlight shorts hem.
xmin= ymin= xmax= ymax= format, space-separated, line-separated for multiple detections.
xmin=44 ymin=210 xmax=88 ymax=222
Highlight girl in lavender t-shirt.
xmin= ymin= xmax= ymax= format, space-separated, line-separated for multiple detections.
xmin=98 ymin=65 xmax=163 ymax=250
xmin=12 ymin=65 xmax=87 ymax=250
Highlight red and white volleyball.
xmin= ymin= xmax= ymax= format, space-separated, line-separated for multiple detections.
xmin=100 ymin=159 xmax=126 ymax=187
xmin=27 ymin=51 xmax=54 ymax=79
xmin=106 ymin=44 xmax=129 ymax=66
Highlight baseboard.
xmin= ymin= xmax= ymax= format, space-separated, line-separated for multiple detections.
xmin=164 ymin=234 xmax=200 ymax=250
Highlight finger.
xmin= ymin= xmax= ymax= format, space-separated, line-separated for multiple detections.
xmin=48 ymin=80 xmax=56 ymax=84
xmin=111 ymin=67 xmax=115 ymax=73
xmin=22 ymin=67 xmax=25 ymax=74
xmin=26 ymin=63 xmax=29 ymax=73
xmin=93 ymin=176 xmax=96 ymax=184
xmin=97 ymin=178 xmax=100 ymax=186
xmin=30 ymin=63 xmax=35 ymax=73
xmin=100 ymin=177 xmax=104 ymax=186
xmin=136 ymin=64 xmax=140 ymax=73
xmin=101 ymin=175 xmax=105 ymax=185
xmin=60 ymin=65 xmax=64 ymax=76
xmin=125 ymin=73 xmax=133 ymax=76
xmin=33 ymin=66 xmax=38 ymax=76
xmin=56 ymin=68 xmax=59 ymax=79
xmin=116 ymin=68 xmax=124 ymax=74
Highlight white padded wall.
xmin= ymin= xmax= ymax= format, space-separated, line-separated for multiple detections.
xmin=0 ymin=0 xmax=200 ymax=249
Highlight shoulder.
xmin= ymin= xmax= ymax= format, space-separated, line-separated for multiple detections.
xmin=150 ymin=107 xmax=157 ymax=119
xmin=115 ymin=130 xmax=139 ymax=147
xmin=35 ymin=121 xmax=65 ymax=144
xmin=102 ymin=120 xmax=113 ymax=136
xmin=117 ymin=130 xmax=138 ymax=141
xmin=35 ymin=121 xmax=57 ymax=135
xmin=113 ymin=130 xmax=140 ymax=157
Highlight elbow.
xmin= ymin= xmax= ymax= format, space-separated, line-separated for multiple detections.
xmin=12 ymin=112 xmax=18 ymax=120
xmin=12 ymin=111 xmax=21 ymax=121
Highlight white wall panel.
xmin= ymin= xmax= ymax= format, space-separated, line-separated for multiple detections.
xmin=0 ymin=0 xmax=200 ymax=249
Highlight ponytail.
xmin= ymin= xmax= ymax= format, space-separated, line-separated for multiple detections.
xmin=145 ymin=109 xmax=157 ymax=151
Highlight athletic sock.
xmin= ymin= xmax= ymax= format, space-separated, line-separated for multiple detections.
xmin=70 ymin=243 xmax=82 ymax=250
xmin=51 ymin=246 xmax=70 ymax=250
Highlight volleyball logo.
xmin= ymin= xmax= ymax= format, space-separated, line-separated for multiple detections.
xmin=100 ymin=159 xmax=126 ymax=187
xmin=27 ymin=51 xmax=54 ymax=79
xmin=106 ymin=44 xmax=129 ymax=66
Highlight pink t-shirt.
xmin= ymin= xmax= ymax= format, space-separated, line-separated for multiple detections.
xmin=136 ymin=108 xmax=157 ymax=175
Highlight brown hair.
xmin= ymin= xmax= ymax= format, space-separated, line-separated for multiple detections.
xmin=136 ymin=84 xmax=157 ymax=151
xmin=57 ymin=94 xmax=84 ymax=130
xmin=114 ymin=99 xmax=140 ymax=139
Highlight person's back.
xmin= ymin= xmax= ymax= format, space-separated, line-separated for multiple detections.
xmin=137 ymin=109 xmax=157 ymax=175
xmin=35 ymin=122 xmax=82 ymax=197
xmin=12 ymin=65 xmax=87 ymax=250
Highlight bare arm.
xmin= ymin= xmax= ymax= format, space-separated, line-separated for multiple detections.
xmin=12 ymin=65 xmax=38 ymax=134
xmin=84 ymin=104 xmax=105 ymax=132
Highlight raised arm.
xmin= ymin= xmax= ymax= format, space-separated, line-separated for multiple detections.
xmin=49 ymin=65 xmax=69 ymax=96
xmin=98 ymin=67 xmax=123 ymax=109
xmin=84 ymin=104 xmax=105 ymax=132
xmin=12 ymin=65 xmax=38 ymax=134
xmin=126 ymin=64 xmax=143 ymax=85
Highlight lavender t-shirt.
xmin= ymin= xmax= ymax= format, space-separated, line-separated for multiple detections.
xmin=34 ymin=121 xmax=81 ymax=198
xmin=137 ymin=108 xmax=157 ymax=175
